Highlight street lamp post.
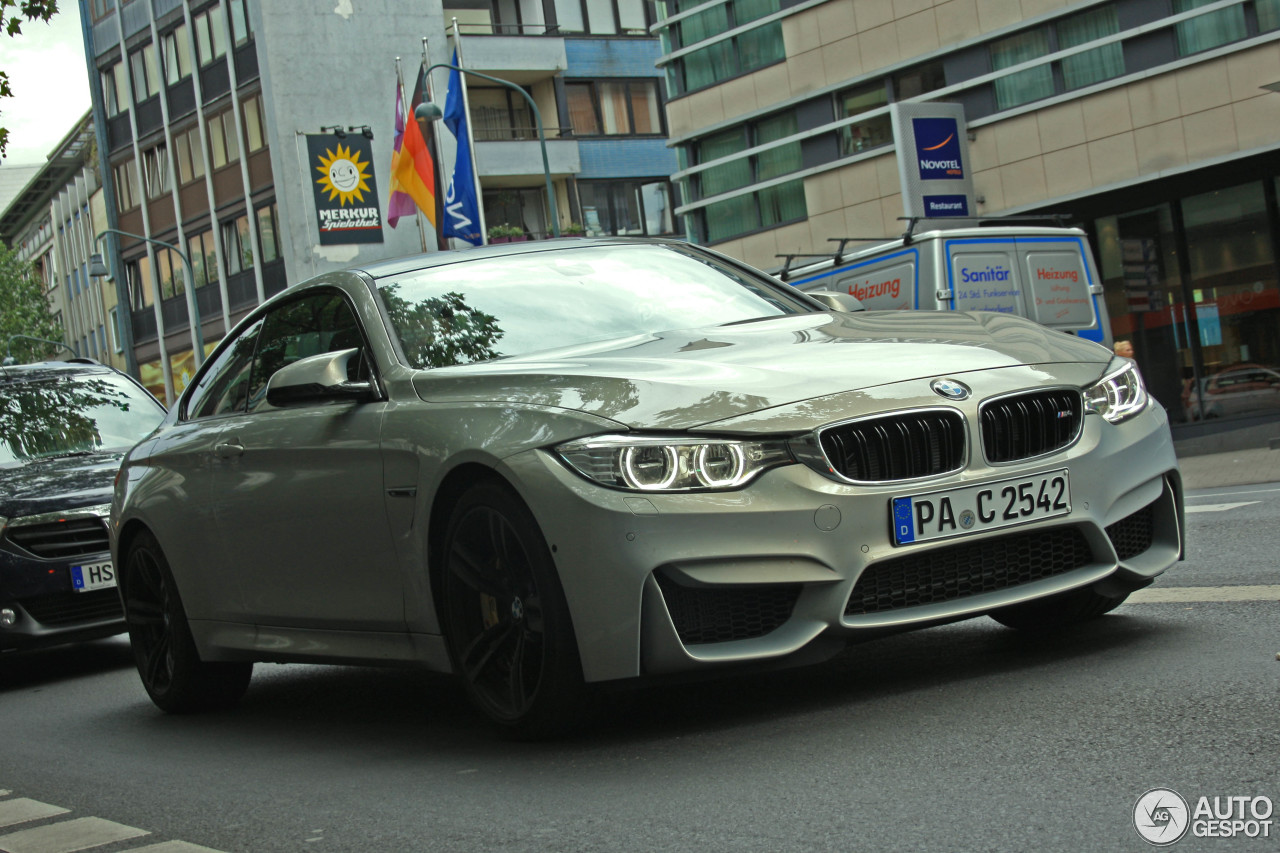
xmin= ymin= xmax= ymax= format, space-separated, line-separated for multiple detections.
xmin=89 ymin=228 xmax=205 ymax=371
xmin=415 ymin=63 xmax=560 ymax=239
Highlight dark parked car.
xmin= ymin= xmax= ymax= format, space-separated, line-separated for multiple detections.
xmin=1 ymin=360 xmax=166 ymax=652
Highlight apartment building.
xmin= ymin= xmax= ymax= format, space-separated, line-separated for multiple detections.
xmin=0 ymin=116 xmax=128 ymax=372
xmin=80 ymin=0 xmax=676 ymax=403
xmin=658 ymin=0 xmax=1280 ymax=427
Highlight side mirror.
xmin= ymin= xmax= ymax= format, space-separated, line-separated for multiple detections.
xmin=265 ymin=347 xmax=375 ymax=407
xmin=805 ymin=290 xmax=865 ymax=312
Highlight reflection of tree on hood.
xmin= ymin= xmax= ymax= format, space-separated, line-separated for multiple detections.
xmin=0 ymin=377 xmax=133 ymax=462
xmin=381 ymin=286 xmax=505 ymax=368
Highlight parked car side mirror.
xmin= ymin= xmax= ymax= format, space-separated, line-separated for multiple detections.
xmin=265 ymin=347 xmax=375 ymax=407
xmin=805 ymin=290 xmax=866 ymax=312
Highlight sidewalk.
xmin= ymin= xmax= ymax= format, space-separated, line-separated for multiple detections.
xmin=1176 ymin=443 xmax=1280 ymax=491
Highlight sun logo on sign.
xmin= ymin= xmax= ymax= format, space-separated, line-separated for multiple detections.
xmin=315 ymin=144 xmax=372 ymax=206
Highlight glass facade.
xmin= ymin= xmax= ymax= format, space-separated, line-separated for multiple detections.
xmin=1093 ymin=180 xmax=1280 ymax=425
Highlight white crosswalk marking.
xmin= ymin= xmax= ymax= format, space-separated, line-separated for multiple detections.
xmin=1129 ymin=584 xmax=1280 ymax=603
xmin=0 ymin=794 xmax=227 ymax=853
xmin=1185 ymin=501 xmax=1259 ymax=513
xmin=0 ymin=800 xmax=69 ymax=830
xmin=0 ymin=816 xmax=147 ymax=853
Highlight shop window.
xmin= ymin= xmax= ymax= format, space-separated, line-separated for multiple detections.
xmin=578 ymin=180 xmax=675 ymax=236
xmin=163 ymin=23 xmax=193 ymax=85
xmin=1174 ymin=0 xmax=1246 ymax=55
xmin=566 ymin=80 xmax=663 ymax=136
xmin=835 ymin=82 xmax=890 ymax=156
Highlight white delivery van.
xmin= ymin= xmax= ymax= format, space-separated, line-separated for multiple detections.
xmin=778 ymin=223 xmax=1112 ymax=349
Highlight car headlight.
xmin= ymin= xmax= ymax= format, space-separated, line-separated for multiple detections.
xmin=1084 ymin=359 xmax=1149 ymax=423
xmin=555 ymin=435 xmax=794 ymax=492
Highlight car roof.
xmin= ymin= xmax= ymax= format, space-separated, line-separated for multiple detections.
xmin=354 ymin=236 xmax=689 ymax=280
xmin=0 ymin=360 xmax=119 ymax=385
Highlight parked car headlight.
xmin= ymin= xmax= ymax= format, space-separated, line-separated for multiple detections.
xmin=556 ymin=435 xmax=794 ymax=492
xmin=1085 ymin=359 xmax=1148 ymax=423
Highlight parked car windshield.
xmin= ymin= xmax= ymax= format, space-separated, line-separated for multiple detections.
xmin=0 ymin=371 xmax=166 ymax=467
xmin=375 ymin=243 xmax=815 ymax=369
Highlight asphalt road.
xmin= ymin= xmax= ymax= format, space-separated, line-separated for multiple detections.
xmin=2 ymin=482 xmax=1278 ymax=853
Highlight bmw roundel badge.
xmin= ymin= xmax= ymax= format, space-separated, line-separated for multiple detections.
xmin=931 ymin=378 xmax=971 ymax=400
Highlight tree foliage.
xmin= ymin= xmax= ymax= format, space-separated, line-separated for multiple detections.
xmin=381 ymin=286 xmax=505 ymax=369
xmin=0 ymin=241 xmax=64 ymax=364
xmin=0 ymin=0 xmax=59 ymax=158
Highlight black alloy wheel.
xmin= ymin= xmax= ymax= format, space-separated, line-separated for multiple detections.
xmin=441 ymin=482 xmax=586 ymax=737
xmin=123 ymin=530 xmax=252 ymax=713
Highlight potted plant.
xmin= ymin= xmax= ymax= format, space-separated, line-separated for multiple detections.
xmin=487 ymin=223 xmax=526 ymax=244
xmin=562 ymin=222 xmax=586 ymax=237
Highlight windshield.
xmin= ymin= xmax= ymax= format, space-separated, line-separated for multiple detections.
xmin=0 ymin=371 xmax=167 ymax=467
xmin=375 ymin=243 xmax=815 ymax=369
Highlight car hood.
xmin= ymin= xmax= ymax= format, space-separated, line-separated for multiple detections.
xmin=411 ymin=310 xmax=1112 ymax=430
xmin=0 ymin=451 xmax=122 ymax=520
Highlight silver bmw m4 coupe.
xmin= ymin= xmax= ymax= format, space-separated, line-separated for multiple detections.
xmin=111 ymin=239 xmax=1183 ymax=736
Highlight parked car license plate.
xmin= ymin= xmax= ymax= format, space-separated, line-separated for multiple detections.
xmin=891 ymin=469 xmax=1071 ymax=546
xmin=70 ymin=560 xmax=116 ymax=592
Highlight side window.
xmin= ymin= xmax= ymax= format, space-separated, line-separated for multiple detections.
xmin=185 ymin=317 xmax=264 ymax=419
xmin=245 ymin=290 xmax=367 ymax=413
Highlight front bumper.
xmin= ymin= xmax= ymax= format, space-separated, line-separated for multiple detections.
xmin=505 ymin=400 xmax=1182 ymax=683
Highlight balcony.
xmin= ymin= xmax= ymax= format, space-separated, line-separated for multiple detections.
xmin=475 ymin=138 xmax=580 ymax=181
xmin=447 ymin=33 xmax=567 ymax=85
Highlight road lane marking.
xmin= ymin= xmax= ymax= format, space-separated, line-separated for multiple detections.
xmin=0 ymin=816 xmax=147 ymax=853
xmin=1185 ymin=501 xmax=1259 ymax=513
xmin=1129 ymin=585 xmax=1280 ymax=603
xmin=0 ymin=801 xmax=69 ymax=829
xmin=130 ymin=843 xmax=226 ymax=852
xmin=1191 ymin=486 xmax=1280 ymax=499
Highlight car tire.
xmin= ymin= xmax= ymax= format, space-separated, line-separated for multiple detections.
xmin=989 ymin=585 xmax=1129 ymax=632
xmin=122 ymin=530 xmax=252 ymax=713
xmin=440 ymin=481 xmax=589 ymax=738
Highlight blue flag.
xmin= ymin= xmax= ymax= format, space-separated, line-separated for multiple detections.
xmin=442 ymin=50 xmax=483 ymax=245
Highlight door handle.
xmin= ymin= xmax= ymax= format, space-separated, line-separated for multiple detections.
xmin=214 ymin=439 xmax=244 ymax=458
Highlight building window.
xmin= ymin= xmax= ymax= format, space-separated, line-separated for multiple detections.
xmin=129 ymin=43 xmax=161 ymax=103
xmin=256 ymin=203 xmax=280 ymax=263
xmin=114 ymin=160 xmax=140 ymax=212
xmin=990 ymin=28 xmax=1053 ymax=109
xmin=469 ymin=87 xmax=537 ymax=140
xmin=553 ymin=0 xmax=648 ymax=34
xmin=664 ymin=0 xmax=784 ymax=95
xmin=692 ymin=178 xmax=806 ymax=242
xmin=102 ymin=63 xmax=129 ymax=116
xmin=693 ymin=111 xmax=800 ymax=199
xmin=110 ymin=308 xmax=123 ymax=353
xmin=566 ymin=80 xmax=663 ymax=136
xmin=208 ymin=110 xmax=240 ymax=169
xmin=127 ymin=256 xmax=154 ymax=310
xmin=1058 ymin=6 xmax=1123 ymax=90
xmin=894 ymin=62 xmax=946 ymax=100
xmin=835 ymin=82 xmax=890 ymax=156
xmin=229 ymin=0 xmax=253 ymax=45
xmin=174 ymin=126 xmax=206 ymax=184
xmin=222 ymin=214 xmax=253 ymax=274
xmin=187 ymin=230 xmax=217 ymax=289
xmin=578 ymin=180 xmax=675 ymax=236
xmin=243 ymin=93 xmax=267 ymax=152
xmin=1260 ymin=0 xmax=1280 ymax=31
xmin=142 ymin=145 xmax=171 ymax=200
xmin=1174 ymin=0 xmax=1247 ymax=55
xmin=89 ymin=0 xmax=112 ymax=21
xmin=163 ymin=23 xmax=194 ymax=85
xmin=155 ymin=246 xmax=185 ymax=300
xmin=194 ymin=3 xmax=229 ymax=67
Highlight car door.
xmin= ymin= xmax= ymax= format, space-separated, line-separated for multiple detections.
xmin=210 ymin=287 xmax=404 ymax=631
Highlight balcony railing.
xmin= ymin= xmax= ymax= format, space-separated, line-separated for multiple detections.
xmin=473 ymin=125 xmax=571 ymax=142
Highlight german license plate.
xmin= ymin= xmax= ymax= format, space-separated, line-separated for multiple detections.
xmin=70 ymin=560 xmax=116 ymax=592
xmin=891 ymin=469 xmax=1070 ymax=546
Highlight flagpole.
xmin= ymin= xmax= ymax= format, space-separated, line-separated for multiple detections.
xmin=422 ymin=37 xmax=448 ymax=251
xmin=451 ymin=18 xmax=488 ymax=244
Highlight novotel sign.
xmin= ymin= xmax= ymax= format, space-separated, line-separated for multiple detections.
xmin=890 ymin=102 xmax=977 ymax=223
